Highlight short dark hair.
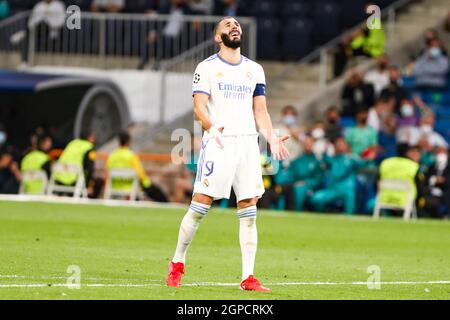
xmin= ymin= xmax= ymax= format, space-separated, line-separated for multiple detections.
xmin=214 ymin=16 xmax=238 ymax=35
xmin=396 ymin=143 xmax=409 ymax=157
xmin=80 ymin=129 xmax=93 ymax=140
xmin=119 ymin=131 xmax=131 ymax=146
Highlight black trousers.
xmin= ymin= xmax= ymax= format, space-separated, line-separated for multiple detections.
xmin=143 ymin=184 xmax=168 ymax=202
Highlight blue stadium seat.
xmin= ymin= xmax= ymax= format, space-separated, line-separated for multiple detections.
xmin=8 ymin=0 xmax=35 ymax=13
xmin=280 ymin=1 xmax=311 ymax=19
xmin=339 ymin=0 xmax=366 ymax=28
xmin=256 ymin=18 xmax=281 ymax=60
xmin=312 ymin=1 xmax=341 ymax=44
xmin=249 ymin=0 xmax=278 ymax=18
xmin=281 ymin=19 xmax=313 ymax=60
xmin=340 ymin=116 xmax=356 ymax=128
xmin=64 ymin=0 xmax=92 ymax=11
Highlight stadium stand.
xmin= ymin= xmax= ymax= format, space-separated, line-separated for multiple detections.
xmin=1 ymin=0 xmax=450 ymax=220
xmin=1 ymin=0 xmax=400 ymax=60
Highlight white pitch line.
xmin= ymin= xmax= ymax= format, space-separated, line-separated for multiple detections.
xmin=0 ymin=275 xmax=162 ymax=282
xmin=1 ymin=281 xmax=450 ymax=289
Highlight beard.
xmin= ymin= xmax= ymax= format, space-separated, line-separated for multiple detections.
xmin=220 ymin=32 xmax=242 ymax=49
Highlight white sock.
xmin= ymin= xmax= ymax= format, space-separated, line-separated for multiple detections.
xmin=172 ymin=201 xmax=210 ymax=264
xmin=237 ymin=206 xmax=258 ymax=281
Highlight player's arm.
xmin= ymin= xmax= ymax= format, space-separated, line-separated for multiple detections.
xmin=193 ymin=93 xmax=224 ymax=148
xmin=253 ymin=95 xmax=289 ymax=160
xmin=193 ymin=93 xmax=213 ymax=131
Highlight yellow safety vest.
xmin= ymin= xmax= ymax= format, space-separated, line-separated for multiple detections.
xmin=20 ymin=150 xmax=49 ymax=194
xmin=379 ymin=157 xmax=419 ymax=207
xmin=54 ymin=139 xmax=93 ymax=185
xmin=107 ymin=148 xmax=150 ymax=190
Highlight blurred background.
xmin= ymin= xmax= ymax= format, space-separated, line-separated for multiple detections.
xmin=0 ymin=0 xmax=449 ymax=219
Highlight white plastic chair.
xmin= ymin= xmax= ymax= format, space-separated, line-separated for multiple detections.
xmin=373 ymin=179 xmax=417 ymax=220
xmin=104 ymin=168 xmax=140 ymax=201
xmin=47 ymin=162 xmax=88 ymax=198
xmin=19 ymin=170 xmax=48 ymax=195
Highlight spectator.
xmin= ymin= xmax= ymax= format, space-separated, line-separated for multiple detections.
xmin=189 ymin=0 xmax=213 ymax=15
xmin=414 ymin=28 xmax=448 ymax=59
xmin=20 ymin=135 xmax=53 ymax=194
xmin=138 ymin=0 xmax=194 ymax=69
xmin=418 ymin=146 xmax=450 ymax=218
xmin=53 ymin=130 xmax=103 ymax=198
xmin=341 ymin=71 xmax=375 ymax=117
xmin=380 ymin=66 xmax=408 ymax=113
xmin=364 ymin=54 xmax=390 ymax=98
xmin=15 ymin=0 xmax=66 ymax=64
xmin=350 ymin=7 xmax=385 ymax=59
xmin=310 ymin=137 xmax=373 ymax=214
xmin=345 ymin=109 xmax=378 ymax=156
xmin=0 ymin=0 xmax=9 ymax=20
xmin=377 ymin=144 xmax=424 ymax=217
xmin=413 ymin=38 xmax=449 ymax=92
xmin=376 ymin=113 xmax=397 ymax=163
xmin=106 ymin=131 xmax=168 ymax=202
xmin=408 ymin=113 xmax=448 ymax=148
xmin=367 ymin=92 xmax=395 ymax=132
xmin=0 ymin=124 xmax=21 ymax=194
xmin=333 ymin=34 xmax=353 ymax=78
xmin=396 ymin=95 xmax=433 ymax=144
xmin=285 ymin=135 xmax=323 ymax=211
xmin=311 ymin=120 xmax=334 ymax=160
xmin=395 ymin=98 xmax=420 ymax=144
xmin=213 ymin=0 xmax=249 ymax=16
xmin=279 ymin=105 xmax=304 ymax=160
xmin=324 ymin=106 xmax=343 ymax=142
xmin=90 ymin=0 xmax=124 ymax=12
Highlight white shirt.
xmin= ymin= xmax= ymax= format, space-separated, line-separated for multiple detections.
xmin=367 ymin=107 xmax=381 ymax=132
xmin=29 ymin=0 xmax=66 ymax=29
xmin=92 ymin=0 xmax=125 ymax=7
xmin=192 ymin=54 xmax=266 ymax=136
xmin=364 ymin=69 xmax=389 ymax=97
xmin=408 ymin=127 xmax=448 ymax=148
xmin=163 ymin=8 xmax=184 ymax=37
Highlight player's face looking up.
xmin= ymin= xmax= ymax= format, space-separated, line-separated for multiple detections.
xmin=215 ymin=18 xmax=242 ymax=49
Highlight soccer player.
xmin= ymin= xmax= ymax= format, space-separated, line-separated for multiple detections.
xmin=166 ymin=16 xmax=289 ymax=292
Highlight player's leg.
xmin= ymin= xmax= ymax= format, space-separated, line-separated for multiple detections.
xmin=167 ymin=137 xmax=236 ymax=287
xmin=167 ymin=193 xmax=213 ymax=287
xmin=236 ymin=197 xmax=271 ymax=292
xmin=310 ymin=188 xmax=339 ymax=212
xmin=233 ymin=136 xmax=270 ymax=292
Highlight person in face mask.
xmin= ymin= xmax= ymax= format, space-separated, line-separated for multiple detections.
xmin=311 ymin=120 xmax=334 ymax=160
xmin=408 ymin=112 xmax=448 ymax=149
xmin=344 ymin=109 xmax=378 ymax=156
xmin=380 ymin=66 xmax=408 ymax=112
xmin=324 ymin=106 xmax=343 ymax=141
xmin=279 ymin=105 xmax=304 ymax=160
xmin=419 ymin=147 xmax=450 ymax=218
xmin=413 ymin=38 xmax=449 ymax=91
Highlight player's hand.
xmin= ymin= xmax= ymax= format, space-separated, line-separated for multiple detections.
xmin=269 ymin=135 xmax=290 ymax=160
xmin=208 ymin=126 xmax=224 ymax=149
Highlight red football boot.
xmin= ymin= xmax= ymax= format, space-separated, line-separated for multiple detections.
xmin=166 ymin=262 xmax=185 ymax=287
xmin=240 ymin=275 xmax=272 ymax=292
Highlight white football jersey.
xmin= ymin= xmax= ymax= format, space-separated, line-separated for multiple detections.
xmin=192 ymin=53 xmax=266 ymax=136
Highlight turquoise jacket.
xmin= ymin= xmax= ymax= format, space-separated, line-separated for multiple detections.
xmin=323 ymin=154 xmax=369 ymax=189
xmin=283 ymin=153 xmax=323 ymax=189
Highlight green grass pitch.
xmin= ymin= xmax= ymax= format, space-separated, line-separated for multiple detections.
xmin=0 ymin=200 xmax=449 ymax=300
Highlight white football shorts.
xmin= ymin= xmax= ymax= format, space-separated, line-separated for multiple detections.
xmin=193 ymin=134 xmax=265 ymax=202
